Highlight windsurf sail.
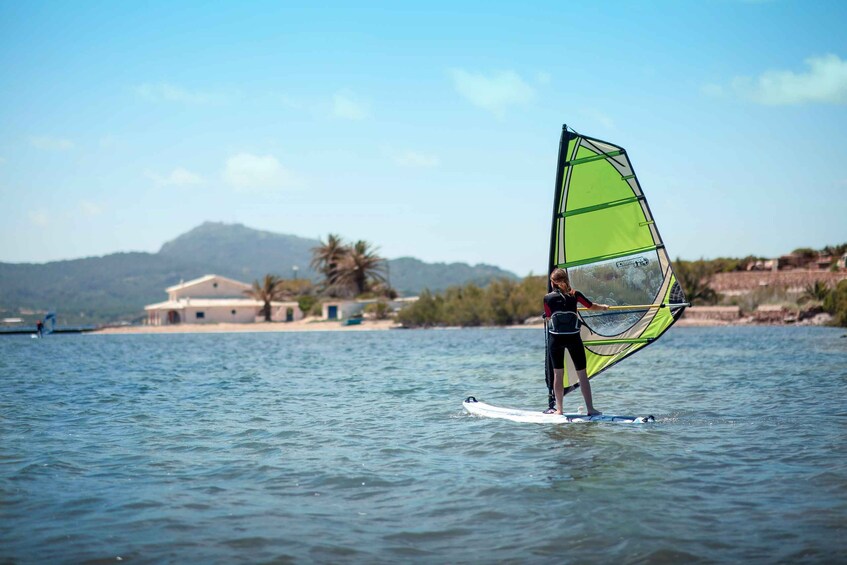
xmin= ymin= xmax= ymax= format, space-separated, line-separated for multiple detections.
xmin=43 ymin=312 xmax=56 ymax=335
xmin=545 ymin=125 xmax=688 ymax=401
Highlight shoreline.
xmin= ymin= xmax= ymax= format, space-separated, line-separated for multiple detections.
xmin=87 ymin=316 xmax=834 ymax=335
xmin=90 ymin=318 xmax=402 ymax=335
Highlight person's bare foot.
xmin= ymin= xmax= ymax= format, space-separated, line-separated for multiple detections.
xmin=587 ymin=409 xmax=602 ymax=416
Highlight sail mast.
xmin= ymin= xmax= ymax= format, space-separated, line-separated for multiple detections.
xmin=547 ymin=124 xmax=571 ymax=293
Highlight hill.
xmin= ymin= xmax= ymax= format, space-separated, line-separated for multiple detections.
xmin=0 ymin=222 xmax=518 ymax=325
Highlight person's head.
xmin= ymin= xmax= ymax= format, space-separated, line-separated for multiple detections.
xmin=550 ymin=268 xmax=572 ymax=293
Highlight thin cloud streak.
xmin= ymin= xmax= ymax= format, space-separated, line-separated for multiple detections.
xmin=332 ymin=90 xmax=369 ymax=120
xmin=29 ymin=136 xmax=75 ymax=151
xmin=732 ymin=54 xmax=847 ymax=106
xmin=135 ymin=83 xmax=228 ymax=105
xmin=449 ymin=69 xmax=535 ymax=116
xmin=223 ymin=153 xmax=299 ymax=192
xmin=79 ymin=200 xmax=103 ymax=216
xmin=28 ymin=210 xmax=50 ymax=227
xmin=146 ymin=167 xmax=204 ymax=187
xmin=392 ymin=150 xmax=441 ymax=168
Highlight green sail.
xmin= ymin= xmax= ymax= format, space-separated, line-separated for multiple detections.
xmin=547 ymin=125 xmax=687 ymax=392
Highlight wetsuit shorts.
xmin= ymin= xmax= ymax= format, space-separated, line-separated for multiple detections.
xmin=548 ymin=333 xmax=587 ymax=371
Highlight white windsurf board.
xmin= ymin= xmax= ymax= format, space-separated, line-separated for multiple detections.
xmin=463 ymin=397 xmax=654 ymax=424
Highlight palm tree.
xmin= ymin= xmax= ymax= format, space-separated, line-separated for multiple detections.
xmin=802 ymin=280 xmax=830 ymax=303
xmin=335 ymin=240 xmax=387 ymax=296
xmin=244 ymin=274 xmax=286 ymax=321
xmin=310 ymin=234 xmax=348 ymax=295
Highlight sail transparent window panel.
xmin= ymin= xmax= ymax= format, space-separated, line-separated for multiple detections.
xmin=569 ymin=250 xmax=663 ymax=336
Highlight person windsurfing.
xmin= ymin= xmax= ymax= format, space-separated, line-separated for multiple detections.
xmin=36 ymin=319 xmax=44 ymax=338
xmin=543 ymin=268 xmax=609 ymax=415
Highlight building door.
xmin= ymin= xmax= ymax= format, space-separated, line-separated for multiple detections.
xmin=167 ymin=310 xmax=181 ymax=324
xmin=327 ymin=305 xmax=338 ymax=320
xmin=286 ymin=308 xmax=294 ymax=322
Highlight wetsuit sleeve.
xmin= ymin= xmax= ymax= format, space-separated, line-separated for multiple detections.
xmin=543 ymin=295 xmax=552 ymax=317
xmin=575 ymin=291 xmax=593 ymax=308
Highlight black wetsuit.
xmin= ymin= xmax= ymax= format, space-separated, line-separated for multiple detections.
xmin=543 ymin=289 xmax=592 ymax=371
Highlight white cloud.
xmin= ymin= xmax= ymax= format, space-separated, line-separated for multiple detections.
xmin=224 ymin=153 xmax=297 ymax=192
xmin=700 ymin=83 xmax=725 ymax=98
xmin=79 ymin=200 xmax=103 ymax=216
xmin=136 ymin=83 xmax=226 ymax=105
xmin=146 ymin=167 xmax=203 ymax=187
xmin=332 ymin=90 xmax=369 ymax=120
xmin=28 ymin=210 xmax=49 ymax=227
xmin=731 ymin=54 xmax=847 ymax=105
xmin=392 ymin=150 xmax=440 ymax=168
xmin=580 ymin=109 xmax=616 ymax=130
xmin=29 ymin=136 xmax=74 ymax=151
xmin=279 ymin=94 xmax=305 ymax=110
xmin=450 ymin=69 xmax=535 ymax=116
xmin=99 ymin=135 xmax=120 ymax=149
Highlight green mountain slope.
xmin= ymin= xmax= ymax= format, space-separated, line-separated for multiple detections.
xmin=0 ymin=223 xmax=518 ymax=325
xmin=159 ymin=222 xmax=318 ymax=281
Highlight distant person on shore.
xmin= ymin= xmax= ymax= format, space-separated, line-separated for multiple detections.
xmin=36 ymin=319 xmax=44 ymax=338
xmin=543 ymin=268 xmax=609 ymax=415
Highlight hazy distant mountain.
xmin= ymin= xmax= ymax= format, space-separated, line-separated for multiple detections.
xmin=387 ymin=257 xmax=518 ymax=295
xmin=0 ymin=222 xmax=518 ymax=325
xmin=159 ymin=222 xmax=319 ymax=282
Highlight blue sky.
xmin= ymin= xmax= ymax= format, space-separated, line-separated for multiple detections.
xmin=1 ymin=0 xmax=845 ymax=276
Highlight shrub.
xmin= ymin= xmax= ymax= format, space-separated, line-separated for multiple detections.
xmin=297 ymin=295 xmax=317 ymax=317
xmin=675 ymin=260 xmax=719 ymax=305
xmin=396 ymin=290 xmax=444 ymax=327
xmin=823 ymin=280 xmax=847 ymax=326
xmin=364 ymin=300 xmax=391 ymax=320
xmin=396 ymin=276 xmax=547 ymax=327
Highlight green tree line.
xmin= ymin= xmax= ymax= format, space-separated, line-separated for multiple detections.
xmin=244 ymin=239 xmax=847 ymax=326
xmin=396 ymin=267 xmax=847 ymax=328
xmin=396 ymin=276 xmax=546 ymax=328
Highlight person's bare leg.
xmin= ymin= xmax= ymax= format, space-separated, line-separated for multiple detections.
xmin=553 ymin=368 xmax=565 ymax=415
xmin=576 ymin=369 xmax=601 ymax=415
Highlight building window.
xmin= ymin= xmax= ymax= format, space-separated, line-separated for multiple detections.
xmin=213 ymin=282 xmax=218 ymax=288
xmin=231 ymin=310 xmax=237 ymax=315
xmin=196 ymin=312 xmax=205 ymax=319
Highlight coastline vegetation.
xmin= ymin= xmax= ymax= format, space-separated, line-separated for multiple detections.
xmin=675 ymin=250 xmax=847 ymax=326
xmin=251 ymin=242 xmax=847 ymax=328
xmin=246 ymin=234 xmax=396 ymax=320
xmin=824 ymin=280 xmax=847 ymax=326
xmin=674 ymin=260 xmax=719 ymax=305
xmin=396 ymin=276 xmax=546 ymax=328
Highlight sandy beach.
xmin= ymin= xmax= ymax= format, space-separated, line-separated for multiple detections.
xmin=90 ymin=317 xmax=405 ymax=335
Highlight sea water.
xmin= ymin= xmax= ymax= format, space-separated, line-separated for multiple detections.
xmin=1 ymin=326 xmax=845 ymax=563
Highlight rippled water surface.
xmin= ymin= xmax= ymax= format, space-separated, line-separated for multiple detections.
xmin=2 ymin=326 xmax=846 ymax=563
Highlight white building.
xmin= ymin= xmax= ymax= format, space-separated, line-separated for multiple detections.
xmin=321 ymin=297 xmax=418 ymax=320
xmin=145 ymin=274 xmax=303 ymax=325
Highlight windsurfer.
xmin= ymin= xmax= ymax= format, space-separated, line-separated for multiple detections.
xmin=543 ymin=268 xmax=609 ymax=415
